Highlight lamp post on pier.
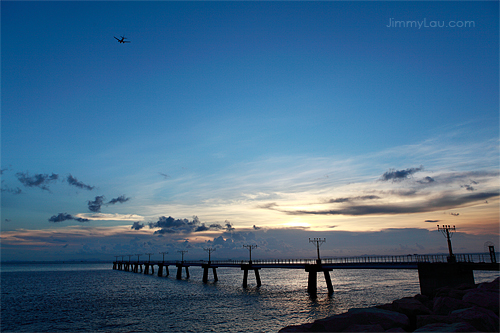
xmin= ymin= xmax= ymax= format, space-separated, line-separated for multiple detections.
xmin=309 ymin=238 xmax=326 ymax=264
xmin=178 ymin=250 xmax=188 ymax=263
xmin=135 ymin=253 xmax=143 ymax=262
xmin=204 ymin=247 xmax=216 ymax=264
xmin=243 ymin=245 xmax=257 ymax=264
xmin=145 ymin=252 xmax=154 ymax=262
xmin=127 ymin=254 xmax=133 ymax=262
xmin=437 ymin=225 xmax=456 ymax=262
xmin=159 ymin=251 xmax=168 ymax=262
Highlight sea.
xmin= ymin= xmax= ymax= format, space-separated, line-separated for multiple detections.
xmin=1 ymin=262 xmax=498 ymax=332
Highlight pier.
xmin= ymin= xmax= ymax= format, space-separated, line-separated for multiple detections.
xmin=113 ymin=253 xmax=499 ymax=295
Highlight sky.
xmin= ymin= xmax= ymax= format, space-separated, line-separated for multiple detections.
xmin=1 ymin=1 xmax=499 ymax=262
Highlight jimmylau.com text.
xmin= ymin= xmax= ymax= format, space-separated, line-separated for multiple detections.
xmin=386 ymin=18 xmax=475 ymax=29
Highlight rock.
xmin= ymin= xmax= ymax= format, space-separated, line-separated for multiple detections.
xmin=416 ymin=314 xmax=453 ymax=328
xmin=392 ymin=297 xmax=431 ymax=316
xmin=414 ymin=322 xmax=479 ymax=332
xmin=478 ymin=277 xmax=499 ymax=291
xmin=432 ymin=296 xmax=470 ymax=315
xmin=279 ymin=322 xmax=315 ymax=332
xmin=344 ymin=324 xmax=384 ymax=332
xmin=434 ymin=286 xmax=469 ymax=300
xmin=450 ymin=306 xmax=499 ymax=332
xmin=463 ymin=288 xmax=499 ymax=314
xmin=344 ymin=308 xmax=409 ymax=331
xmin=384 ymin=328 xmax=406 ymax=332
xmin=280 ymin=308 xmax=409 ymax=332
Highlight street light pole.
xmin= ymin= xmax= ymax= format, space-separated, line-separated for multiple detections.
xmin=204 ymin=247 xmax=216 ymax=263
xmin=243 ymin=245 xmax=257 ymax=264
xmin=309 ymin=238 xmax=326 ymax=264
xmin=145 ymin=252 xmax=154 ymax=262
xmin=437 ymin=225 xmax=456 ymax=262
xmin=135 ymin=253 xmax=143 ymax=262
xmin=178 ymin=250 xmax=188 ymax=262
xmin=159 ymin=251 xmax=168 ymax=262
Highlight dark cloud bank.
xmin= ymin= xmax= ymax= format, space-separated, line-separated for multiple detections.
xmin=67 ymin=175 xmax=94 ymax=190
xmin=16 ymin=172 xmax=59 ymax=191
xmin=88 ymin=195 xmax=130 ymax=212
xmin=264 ymin=191 xmax=498 ymax=216
xmin=135 ymin=216 xmax=233 ymax=235
xmin=48 ymin=213 xmax=89 ymax=223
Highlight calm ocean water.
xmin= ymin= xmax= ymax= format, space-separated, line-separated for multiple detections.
xmin=1 ymin=262 xmax=498 ymax=332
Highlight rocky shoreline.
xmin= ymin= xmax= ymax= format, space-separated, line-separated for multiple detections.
xmin=279 ymin=277 xmax=499 ymax=332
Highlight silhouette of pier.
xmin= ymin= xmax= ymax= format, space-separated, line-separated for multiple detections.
xmin=113 ymin=253 xmax=499 ymax=295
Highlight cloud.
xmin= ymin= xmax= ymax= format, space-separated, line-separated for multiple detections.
xmin=1 ymin=185 xmax=22 ymax=194
xmin=131 ymin=222 xmax=145 ymax=230
xmin=327 ymin=195 xmax=380 ymax=203
xmin=48 ymin=213 xmax=90 ymax=223
xmin=16 ymin=172 xmax=58 ymax=191
xmin=417 ymin=176 xmax=435 ymax=184
xmin=88 ymin=196 xmax=105 ymax=212
xmin=379 ymin=166 xmax=424 ymax=182
xmin=147 ymin=216 xmax=225 ymax=235
xmin=76 ymin=213 xmax=144 ymax=221
xmin=107 ymin=195 xmax=130 ymax=205
xmin=461 ymin=184 xmax=476 ymax=191
xmin=263 ymin=192 xmax=498 ymax=216
xmin=67 ymin=175 xmax=94 ymax=190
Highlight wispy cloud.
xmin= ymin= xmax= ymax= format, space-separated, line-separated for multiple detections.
xmin=379 ymin=166 xmax=424 ymax=182
xmin=67 ymin=175 xmax=94 ymax=190
xmin=16 ymin=172 xmax=58 ymax=191
xmin=48 ymin=213 xmax=90 ymax=223
xmin=108 ymin=195 xmax=130 ymax=205
xmin=263 ymin=191 xmax=498 ymax=216
xmin=147 ymin=216 xmax=227 ymax=234
xmin=88 ymin=196 xmax=105 ymax=212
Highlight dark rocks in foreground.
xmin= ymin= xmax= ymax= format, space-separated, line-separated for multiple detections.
xmin=279 ymin=277 xmax=499 ymax=332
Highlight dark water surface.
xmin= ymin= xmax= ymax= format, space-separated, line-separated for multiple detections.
xmin=1 ymin=263 xmax=498 ymax=332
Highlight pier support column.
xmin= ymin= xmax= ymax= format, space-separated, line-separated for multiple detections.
xmin=243 ymin=268 xmax=249 ymax=288
xmin=176 ymin=264 xmax=190 ymax=279
xmin=177 ymin=265 xmax=182 ymax=279
xmin=307 ymin=270 xmax=317 ymax=294
xmin=158 ymin=264 xmax=163 ymax=277
xmin=202 ymin=265 xmax=219 ymax=283
xmin=144 ymin=264 xmax=149 ymax=274
xmin=203 ymin=267 xmax=209 ymax=283
xmin=323 ymin=270 xmax=334 ymax=295
xmin=254 ymin=269 xmax=262 ymax=287
xmin=241 ymin=264 xmax=261 ymax=288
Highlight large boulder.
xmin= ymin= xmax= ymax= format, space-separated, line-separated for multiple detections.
xmin=416 ymin=314 xmax=453 ymax=328
xmin=279 ymin=308 xmax=409 ymax=332
xmin=463 ymin=288 xmax=499 ymax=314
xmin=414 ymin=322 xmax=479 ymax=332
xmin=449 ymin=306 xmax=499 ymax=332
xmin=392 ymin=297 xmax=432 ymax=317
xmin=477 ymin=277 xmax=499 ymax=291
xmin=432 ymin=296 xmax=470 ymax=315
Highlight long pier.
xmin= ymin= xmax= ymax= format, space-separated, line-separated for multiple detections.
xmin=113 ymin=253 xmax=499 ymax=296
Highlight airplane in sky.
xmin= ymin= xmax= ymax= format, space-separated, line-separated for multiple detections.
xmin=114 ymin=36 xmax=130 ymax=43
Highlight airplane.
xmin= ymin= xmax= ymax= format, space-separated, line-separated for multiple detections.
xmin=114 ymin=36 xmax=130 ymax=43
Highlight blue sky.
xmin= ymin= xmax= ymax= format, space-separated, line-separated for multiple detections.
xmin=2 ymin=1 xmax=498 ymax=261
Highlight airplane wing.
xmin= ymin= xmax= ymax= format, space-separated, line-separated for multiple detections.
xmin=114 ymin=36 xmax=120 ymax=41
xmin=123 ymin=41 xmax=131 ymax=43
